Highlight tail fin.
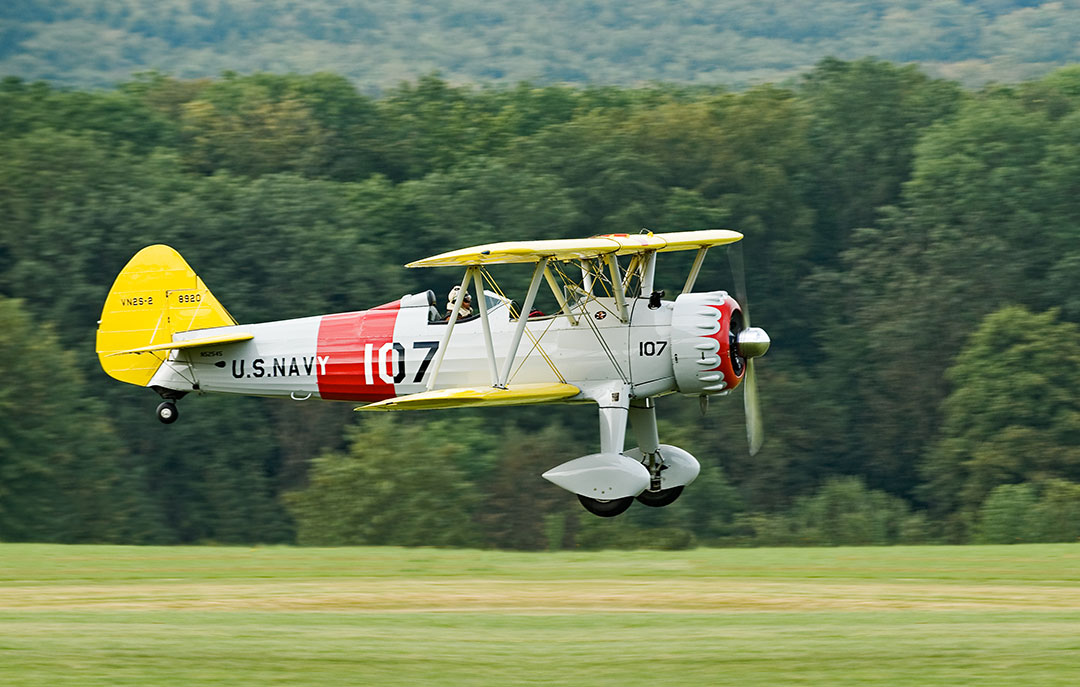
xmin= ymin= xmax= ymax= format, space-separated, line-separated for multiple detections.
xmin=96 ymin=245 xmax=237 ymax=387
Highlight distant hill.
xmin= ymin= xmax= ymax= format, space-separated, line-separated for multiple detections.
xmin=2 ymin=0 xmax=1078 ymax=89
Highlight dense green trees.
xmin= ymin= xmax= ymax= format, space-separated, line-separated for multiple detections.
xmin=923 ymin=307 xmax=1080 ymax=524
xmin=286 ymin=416 xmax=481 ymax=547
xmin=0 ymin=297 xmax=141 ymax=542
xmin=1 ymin=59 xmax=1078 ymax=546
xmin=974 ymin=480 xmax=1080 ymax=544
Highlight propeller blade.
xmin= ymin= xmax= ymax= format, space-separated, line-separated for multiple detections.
xmin=728 ymin=241 xmax=750 ymax=327
xmin=730 ymin=239 xmax=764 ymax=454
xmin=699 ymin=394 xmax=709 ymax=416
xmin=744 ymin=358 xmax=764 ymax=455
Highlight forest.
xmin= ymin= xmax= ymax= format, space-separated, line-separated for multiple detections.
xmin=1 ymin=57 xmax=1079 ymax=548
xmin=3 ymin=1 xmax=1080 ymax=90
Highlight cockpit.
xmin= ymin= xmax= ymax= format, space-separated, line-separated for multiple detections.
xmin=399 ymin=289 xmax=511 ymax=324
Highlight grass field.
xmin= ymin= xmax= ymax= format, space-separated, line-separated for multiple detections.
xmin=1 ymin=544 xmax=1079 ymax=686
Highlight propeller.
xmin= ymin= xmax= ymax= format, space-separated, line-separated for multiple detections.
xmin=728 ymin=241 xmax=769 ymax=456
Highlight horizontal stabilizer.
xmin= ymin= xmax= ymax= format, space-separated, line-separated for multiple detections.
xmin=358 ymin=382 xmax=580 ymax=411
xmin=107 ymin=332 xmax=253 ymax=356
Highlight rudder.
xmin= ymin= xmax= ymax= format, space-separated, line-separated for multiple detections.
xmin=96 ymin=245 xmax=236 ymax=387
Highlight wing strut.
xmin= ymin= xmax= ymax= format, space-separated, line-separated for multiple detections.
xmin=580 ymin=260 xmax=594 ymax=295
xmin=425 ymin=267 xmax=474 ymax=391
xmin=640 ymin=251 xmax=656 ymax=295
xmin=497 ymin=257 xmax=548 ymax=388
xmin=603 ymin=253 xmax=628 ymax=322
xmin=682 ymin=247 xmax=708 ymax=294
xmin=472 ymin=268 xmax=499 ymax=385
xmin=543 ymin=264 xmax=578 ymax=325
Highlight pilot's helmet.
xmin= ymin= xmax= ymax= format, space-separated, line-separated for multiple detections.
xmin=448 ymin=286 xmax=471 ymax=304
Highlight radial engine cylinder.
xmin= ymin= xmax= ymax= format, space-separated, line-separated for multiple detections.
xmin=669 ymin=291 xmax=745 ymax=395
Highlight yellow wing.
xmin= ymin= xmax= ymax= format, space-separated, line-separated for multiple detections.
xmin=406 ymin=230 xmax=743 ymax=268
xmin=358 ymin=383 xmax=581 ymax=411
xmin=651 ymin=229 xmax=744 ymax=252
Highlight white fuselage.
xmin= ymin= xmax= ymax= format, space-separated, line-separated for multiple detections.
xmin=149 ymin=294 xmax=679 ymax=403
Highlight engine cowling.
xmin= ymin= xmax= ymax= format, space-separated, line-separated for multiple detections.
xmin=670 ymin=291 xmax=745 ymax=395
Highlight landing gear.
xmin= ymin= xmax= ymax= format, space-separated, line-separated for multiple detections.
xmin=546 ymin=394 xmax=700 ymax=518
xmin=150 ymin=386 xmax=186 ymax=425
xmin=636 ymin=485 xmax=684 ymax=508
xmin=577 ymin=494 xmax=634 ymax=518
xmin=156 ymin=401 xmax=179 ymax=424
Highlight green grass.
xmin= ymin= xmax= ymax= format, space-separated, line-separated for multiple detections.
xmin=2 ymin=544 xmax=1079 ymax=686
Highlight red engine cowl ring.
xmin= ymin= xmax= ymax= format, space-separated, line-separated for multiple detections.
xmin=669 ymin=291 xmax=745 ymax=395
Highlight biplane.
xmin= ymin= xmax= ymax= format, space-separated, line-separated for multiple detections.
xmin=96 ymin=230 xmax=770 ymax=517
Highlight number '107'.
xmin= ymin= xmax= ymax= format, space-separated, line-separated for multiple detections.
xmin=638 ymin=340 xmax=667 ymax=356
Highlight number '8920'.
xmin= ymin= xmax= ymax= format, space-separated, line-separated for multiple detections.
xmin=176 ymin=293 xmax=203 ymax=303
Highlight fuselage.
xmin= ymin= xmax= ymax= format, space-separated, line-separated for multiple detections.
xmin=149 ymin=290 xmax=683 ymax=403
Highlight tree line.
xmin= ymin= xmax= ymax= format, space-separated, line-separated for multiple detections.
xmin=1 ymin=58 xmax=1078 ymax=548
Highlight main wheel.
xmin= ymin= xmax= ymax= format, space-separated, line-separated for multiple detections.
xmin=156 ymin=401 xmax=179 ymax=424
xmin=577 ymin=494 xmax=634 ymax=517
xmin=636 ymin=485 xmax=684 ymax=508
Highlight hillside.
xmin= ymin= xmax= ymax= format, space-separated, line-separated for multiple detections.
xmin=2 ymin=0 xmax=1079 ymax=89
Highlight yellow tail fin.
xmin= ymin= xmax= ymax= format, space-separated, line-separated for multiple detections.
xmin=96 ymin=245 xmax=237 ymax=387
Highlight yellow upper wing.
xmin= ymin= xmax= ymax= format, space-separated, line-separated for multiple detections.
xmin=406 ymin=230 xmax=742 ymax=268
xmin=650 ymin=229 xmax=744 ymax=252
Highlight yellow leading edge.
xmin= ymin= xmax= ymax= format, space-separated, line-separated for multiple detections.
xmin=406 ymin=229 xmax=743 ymax=268
xmin=359 ymin=383 xmax=581 ymax=411
xmin=96 ymin=245 xmax=237 ymax=387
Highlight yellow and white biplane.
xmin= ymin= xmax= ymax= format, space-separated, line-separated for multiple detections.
xmin=97 ymin=230 xmax=770 ymax=517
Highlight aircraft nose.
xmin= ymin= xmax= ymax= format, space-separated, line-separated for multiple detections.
xmin=736 ymin=327 xmax=770 ymax=359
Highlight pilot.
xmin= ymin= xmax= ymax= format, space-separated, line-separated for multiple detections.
xmin=446 ymin=286 xmax=473 ymax=319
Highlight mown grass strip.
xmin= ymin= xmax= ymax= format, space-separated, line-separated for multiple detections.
xmin=1 ymin=544 xmax=1078 ymax=686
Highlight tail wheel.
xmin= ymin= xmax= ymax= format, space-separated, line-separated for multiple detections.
xmin=577 ymin=495 xmax=634 ymax=517
xmin=156 ymin=401 xmax=179 ymax=424
xmin=635 ymin=485 xmax=684 ymax=508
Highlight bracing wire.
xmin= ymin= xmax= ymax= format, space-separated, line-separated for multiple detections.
xmin=549 ymin=261 xmax=628 ymax=383
xmin=478 ymin=266 xmax=567 ymax=384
